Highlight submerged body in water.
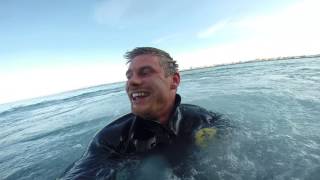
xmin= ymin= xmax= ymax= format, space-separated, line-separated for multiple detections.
xmin=61 ymin=47 xmax=232 ymax=180
xmin=62 ymin=95 xmax=228 ymax=179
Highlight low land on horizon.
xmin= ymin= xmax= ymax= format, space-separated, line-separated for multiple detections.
xmin=2 ymin=53 xmax=318 ymax=105
xmin=180 ymin=53 xmax=320 ymax=72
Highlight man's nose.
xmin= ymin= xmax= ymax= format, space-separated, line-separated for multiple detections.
xmin=127 ymin=73 xmax=142 ymax=86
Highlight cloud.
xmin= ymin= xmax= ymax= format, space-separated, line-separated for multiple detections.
xmin=234 ymin=0 xmax=320 ymax=39
xmin=198 ymin=0 xmax=320 ymax=42
xmin=93 ymin=0 xmax=133 ymax=25
xmin=151 ymin=34 xmax=180 ymax=45
xmin=197 ymin=19 xmax=230 ymax=39
xmin=234 ymin=0 xmax=320 ymax=54
xmin=180 ymin=0 xmax=320 ymax=69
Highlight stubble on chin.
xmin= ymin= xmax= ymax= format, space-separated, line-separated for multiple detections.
xmin=131 ymin=107 xmax=155 ymax=120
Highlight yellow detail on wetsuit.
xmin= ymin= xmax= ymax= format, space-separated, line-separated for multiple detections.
xmin=195 ymin=127 xmax=217 ymax=148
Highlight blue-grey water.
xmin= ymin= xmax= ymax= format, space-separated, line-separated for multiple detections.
xmin=0 ymin=58 xmax=319 ymax=180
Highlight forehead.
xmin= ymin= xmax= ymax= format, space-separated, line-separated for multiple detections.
xmin=128 ymin=54 xmax=162 ymax=70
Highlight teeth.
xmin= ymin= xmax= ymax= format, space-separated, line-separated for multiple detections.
xmin=132 ymin=92 xmax=146 ymax=98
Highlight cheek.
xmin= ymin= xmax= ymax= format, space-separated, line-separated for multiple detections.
xmin=125 ymin=84 xmax=129 ymax=93
xmin=125 ymin=84 xmax=131 ymax=98
xmin=155 ymin=82 xmax=171 ymax=96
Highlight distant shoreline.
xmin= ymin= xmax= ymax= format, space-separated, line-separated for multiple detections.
xmin=1 ymin=54 xmax=318 ymax=106
xmin=180 ymin=54 xmax=320 ymax=72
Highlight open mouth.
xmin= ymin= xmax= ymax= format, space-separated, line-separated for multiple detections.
xmin=131 ymin=91 xmax=150 ymax=102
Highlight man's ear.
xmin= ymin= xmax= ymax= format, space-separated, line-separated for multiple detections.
xmin=171 ymin=72 xmax=180 ymax=90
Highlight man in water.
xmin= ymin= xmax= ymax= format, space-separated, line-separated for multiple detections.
xmin=62 ymin=47 xmax=223 ymax=179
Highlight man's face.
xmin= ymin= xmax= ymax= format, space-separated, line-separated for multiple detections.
xmin=125 ymin=54 xmax=179 ymax=120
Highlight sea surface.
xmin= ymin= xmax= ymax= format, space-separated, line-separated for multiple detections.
xmin=0 ymin=58 xmax=319 ymax=180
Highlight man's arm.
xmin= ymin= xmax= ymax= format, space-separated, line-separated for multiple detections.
xmin=61 ymin=115 xmax=134 ymax=180
xmin=61 ymin=135 xmax=124 ymax=180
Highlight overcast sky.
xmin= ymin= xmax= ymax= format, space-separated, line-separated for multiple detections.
xmin=1 ymin=0 xmax=319 ymax=104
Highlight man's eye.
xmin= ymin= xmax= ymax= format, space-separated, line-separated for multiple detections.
xmin=140 ymin=68 xmax=152 ymax=76
xmin=126 ymin=73 xmax=132 ymax=79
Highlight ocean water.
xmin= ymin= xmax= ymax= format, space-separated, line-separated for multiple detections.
xmin=0 ymin=58 xmax=319 ymax=180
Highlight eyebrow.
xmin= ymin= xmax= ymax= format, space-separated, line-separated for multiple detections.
xmin=139 ymin=65 xmax=154 ymax=72
xmin=126 ymin=65 xmax=155 ymax=76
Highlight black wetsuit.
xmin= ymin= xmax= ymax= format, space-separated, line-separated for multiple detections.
xmin=62 ymin=95 xmax=222 ymax=179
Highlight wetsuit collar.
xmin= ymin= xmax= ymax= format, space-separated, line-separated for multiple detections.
xmin=167 ymin=94 xmax=183 ymax=135
xmin=132 ymin=94 xmax=182 ymax=136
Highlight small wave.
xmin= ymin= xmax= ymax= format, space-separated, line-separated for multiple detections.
xmin=0 ymin=87 xmax=124 ymax=117
xmin=0 ymin=115 xmax=110 ymax=149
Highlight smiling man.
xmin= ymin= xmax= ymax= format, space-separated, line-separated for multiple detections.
xmin=125 ymin=49 xmax=180 ymax=124
xmin=62 ymin=47 xmax=223 ymax=179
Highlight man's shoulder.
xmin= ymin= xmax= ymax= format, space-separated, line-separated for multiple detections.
xmin=93 ymin=113 xmax=135 ymax=149
xmin=177 ymin=103 xmax=222 ymax=132
xmin=179 ymin=103 xmax=209 ymax=112
xmin=105 ymin=113 xmax=135 ymax=128
xmin=179 ymin=103 xmax=221 ymax=119
xmin=176 ymin=103 xmax=229 ymax=147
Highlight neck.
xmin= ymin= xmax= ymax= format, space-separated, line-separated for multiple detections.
xmin=157 ymin=95 xmax=176 ymax=125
